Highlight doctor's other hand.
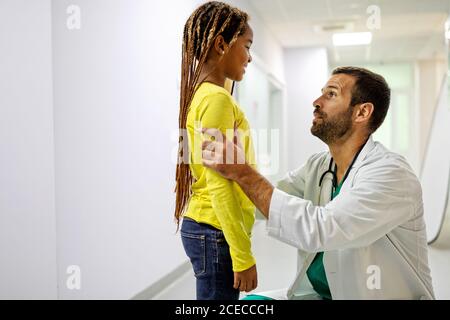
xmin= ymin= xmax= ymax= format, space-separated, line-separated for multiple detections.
xmin=234 ymin=264 xmax=258 ymax=292
xmin=200 ymin=127 xmax=246 ymax=180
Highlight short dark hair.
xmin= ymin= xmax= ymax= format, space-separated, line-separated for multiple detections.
xmin=332 ymin=66 xmax=391 ymax=133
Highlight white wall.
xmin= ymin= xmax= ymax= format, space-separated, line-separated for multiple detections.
xmin=0 ymin=0 xmax=57 ymax=299
xmin=0 ymin=0 xmax=287 ymax=299
xmin=51 ymin=0 xmax=204 ymax=299
xmin=416 ymin=59 xmax=448 ymax=166
xmin=225 ymin=0 xmax=288 ymax=183
xmin=283 ymin=48 xmax=329 ymax=170
xmin=228 ymin=0 xmax=285 ymax=82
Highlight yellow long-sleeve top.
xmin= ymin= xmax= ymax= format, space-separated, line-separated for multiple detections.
xmin=185 ymin=82 xmax=256 ymax=272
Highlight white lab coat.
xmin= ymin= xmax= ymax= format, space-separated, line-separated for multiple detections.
xmin=264 ymin=136 xmax=435 ymax=300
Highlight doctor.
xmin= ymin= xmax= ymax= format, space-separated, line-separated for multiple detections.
xmin=200 ymin=66 xmax=435 ymax=300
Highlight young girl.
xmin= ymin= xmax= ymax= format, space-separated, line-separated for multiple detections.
xmin=175 ymin=1 xmax=257 ymax=300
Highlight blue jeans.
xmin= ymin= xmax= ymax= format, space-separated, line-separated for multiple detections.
xmin=181 ymin=218 xmax=239 ymax=300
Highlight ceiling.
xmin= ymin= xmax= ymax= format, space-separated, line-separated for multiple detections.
xmin=246 ymin=0 xmax=450 ymax=65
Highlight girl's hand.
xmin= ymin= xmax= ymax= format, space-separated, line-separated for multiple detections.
xmin=233 ymin=264 xmax=258 ymax=292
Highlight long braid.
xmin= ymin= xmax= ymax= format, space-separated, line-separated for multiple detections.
xmin=175 ymin=1 xmax=249 ymax=230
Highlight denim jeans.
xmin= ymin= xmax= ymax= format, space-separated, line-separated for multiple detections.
xmin=181 ymin=218 xmax=239 ymax=300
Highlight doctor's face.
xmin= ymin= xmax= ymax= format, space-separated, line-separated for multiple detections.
xmin=311 ymin=74 xmax=356 ymax=144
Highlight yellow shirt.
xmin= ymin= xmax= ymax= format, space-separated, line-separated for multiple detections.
xmin=185 ymin=82 xmax=256 ymax=272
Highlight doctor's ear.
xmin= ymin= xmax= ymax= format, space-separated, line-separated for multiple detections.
xmin=354 ymin=102 xmax=374 ymax=124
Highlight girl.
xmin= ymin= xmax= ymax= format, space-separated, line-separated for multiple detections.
xmin=175 ymin=1 xmax=257 ymax=300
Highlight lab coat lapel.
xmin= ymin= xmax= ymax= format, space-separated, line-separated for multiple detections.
xmin=288 ymin=156 xmax=334 ymax=299
xmin=318 ymin=157 xmax=338 ymax=293
xmin=324 ymin=137 xmax=376 ymax=299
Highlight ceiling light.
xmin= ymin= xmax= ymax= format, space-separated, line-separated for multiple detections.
xmin=332 ymin=32 xmax=372 ymax=46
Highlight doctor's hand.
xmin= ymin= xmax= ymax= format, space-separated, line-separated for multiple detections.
xmin=200 ymin=127 xmax=275 ymax=219
xmin=200 ymin=127 xmax=247 ymax=181
xmin=234 ymin=264 xmax=258 ymax=292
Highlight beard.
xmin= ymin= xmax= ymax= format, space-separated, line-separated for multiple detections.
xmin=311 ymin=106 xmax=354 ymax=144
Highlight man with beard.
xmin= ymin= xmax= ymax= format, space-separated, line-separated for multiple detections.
xmin=199 ymin=67 xmax=435 ymax=300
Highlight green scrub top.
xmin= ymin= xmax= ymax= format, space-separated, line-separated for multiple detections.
xmin=306 ymin=180 xmax=343 ymax=300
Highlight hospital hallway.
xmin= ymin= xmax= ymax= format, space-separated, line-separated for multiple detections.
xmin=1 ymin=0 xmax=450 ymax=300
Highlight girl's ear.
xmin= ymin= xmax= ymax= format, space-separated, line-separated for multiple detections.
xmin=213 ymin=35 xmax=227 ymax=56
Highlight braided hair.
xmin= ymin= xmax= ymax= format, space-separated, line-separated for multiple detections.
xmin=175 ymin=1 xmax=249 ymax=229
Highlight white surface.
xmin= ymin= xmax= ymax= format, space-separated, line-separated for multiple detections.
xmin=332 ymin=32 xmax=372 ymax=46
xmin=283 ymin=47 xmax=329 ymax=171
xmin=417 ymin=60 xmax=448 ymax=169
xmin=236 ymin=60 xmax=288 ymax=179
xmin=51 ymin=0 xmax=202 ymax=299
xmin=429 ymin=245 xmax=450 ymax=299
xmin=420 ymin=76 xmax=450 ymax=243
xmin=429 ymin=197 xmax=450 ymax=299
xmin=0 ymin=0 xmax=57 ymax=299
xmin=228 ymin=0 xmax=285 ymax=83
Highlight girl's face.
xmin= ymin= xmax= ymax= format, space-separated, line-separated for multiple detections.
xmin=222 ymin=24 xmax=253 ymax=82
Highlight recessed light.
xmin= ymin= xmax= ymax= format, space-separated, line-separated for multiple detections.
xmin=332 ymin=32 xmax=372 ymax=46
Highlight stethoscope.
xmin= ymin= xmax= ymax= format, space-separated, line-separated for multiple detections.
xmin=318 ymin=140 xmax=368 ymax=195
